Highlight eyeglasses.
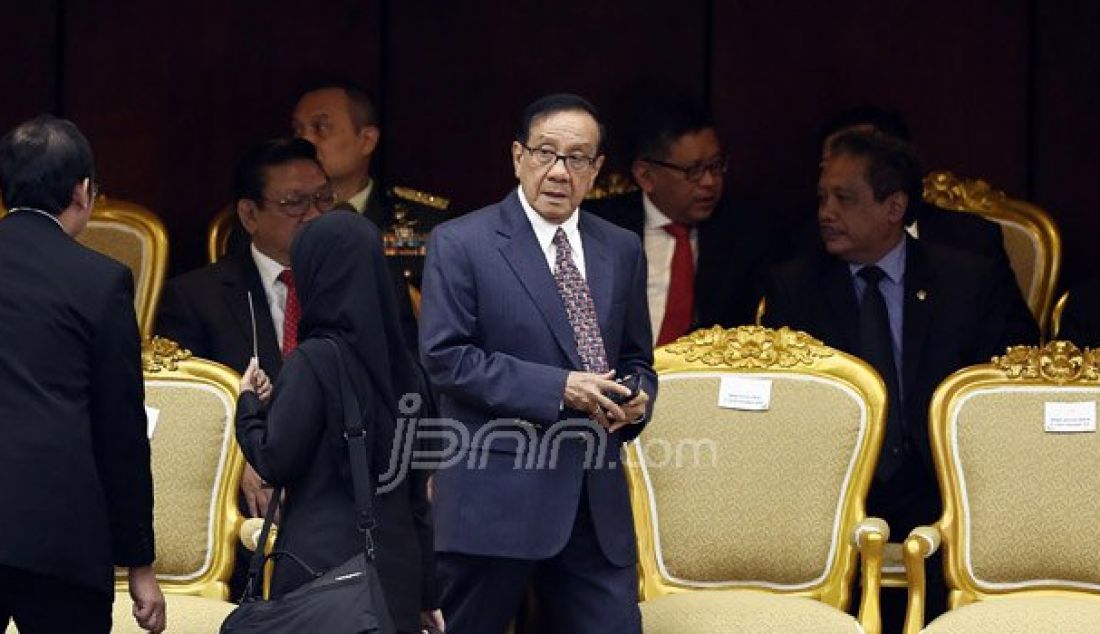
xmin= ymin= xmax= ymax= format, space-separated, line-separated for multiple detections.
xmin=521 ymin=144 xmax=599 ymax=173
xmin=262 ymin=190 xmax=338 ymax=217
xmin=642 ymin=156 xmax=727 ymax=182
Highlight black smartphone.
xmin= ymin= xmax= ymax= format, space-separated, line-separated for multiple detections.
xmin=607 ymin=373 xmax=640 ymax=405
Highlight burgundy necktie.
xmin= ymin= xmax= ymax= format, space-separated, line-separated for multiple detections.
xmin=277 ymin=269 xmax=300 ymax=357
xmin=552 ymin=228 xmax=609 ymax=373
xmin=657 ymin=222 xmax=694 ymax=346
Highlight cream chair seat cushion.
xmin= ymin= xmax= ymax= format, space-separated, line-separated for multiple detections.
xmin=641 ymin=590 xmax=863 ymax=633
xmin=922 ymin=596 xmax=1100 ymax=633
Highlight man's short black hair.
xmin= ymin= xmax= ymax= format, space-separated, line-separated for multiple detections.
xmin=516 ymin=93 xmax=605 ymax=152
xmin=297 ymin=81 xmax=379 ymax=129
xmin=828 ymin=130 xmax=923 ymax=225
xmin=234 ymin=137 xmax=320 ymax=202
xmin=819 ymin=105 xmax=912 ymax=147
xmin=629 ymin=96 xmax=715 ymax=161
xmin=0 ymin=114 xmax=94 ymax=215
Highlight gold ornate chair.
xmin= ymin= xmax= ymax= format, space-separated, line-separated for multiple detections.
xmin=923 ymin=171 xmax=1061 ymax=335
xmin=1050 ymin=290 xmax=1070 ymax=339
xmin=630 ymin=325 xmax=889 ymax=633
xmin=113 ymin=337 xmax=244 ymax=630
xmin=902 ymin=341 xmax=1100 ymax=633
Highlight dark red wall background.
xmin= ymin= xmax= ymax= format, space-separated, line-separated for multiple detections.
xmin=1 ymin=1 xmax=1097 ymax=288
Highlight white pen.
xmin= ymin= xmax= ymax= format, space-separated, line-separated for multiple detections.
xmin=246 ymin=290 xmax=259 ymax=362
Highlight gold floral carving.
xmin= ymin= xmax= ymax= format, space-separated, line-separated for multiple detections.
xmin=142 ymin=336 xmax=192 ymax=373
xmin=922 ymin=170 xmax=1006 ymax=213
xmin=663 ymin=325 xmax=833 ymax=368
xmin=992 ymin=340 xmax=1100 ymax=384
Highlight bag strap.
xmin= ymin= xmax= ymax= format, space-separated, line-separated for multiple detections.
xmin=239 ymin=338 xmax=378 ymax=600
xmin=324 ymin=337 xmax=379 ymax=560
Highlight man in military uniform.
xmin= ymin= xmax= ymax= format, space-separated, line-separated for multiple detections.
xmin=292 ymin=82 xmax=449 ymax=286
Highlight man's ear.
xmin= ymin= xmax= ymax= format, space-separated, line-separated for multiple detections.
xmin=511 ymin=141 xmax=524 ymax=178
xmin=631 ymin=159 xmax=655 ymax=195
xmin=237 ymin=199 xmax=259 ymax=235
xmin=885 ymin=191 xmax=908 ymax=223
xmin=359 ymin=124 xmax=380 ymax=157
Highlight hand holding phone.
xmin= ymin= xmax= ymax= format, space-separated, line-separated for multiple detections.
xmin=606 ymin=373 xmax=640 ymax=405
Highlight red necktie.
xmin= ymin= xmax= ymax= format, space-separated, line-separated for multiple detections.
xmin=657 ymin=223 xmax=694 ymax=346
xmin=278 ymin=269 xmax=300 ymax=357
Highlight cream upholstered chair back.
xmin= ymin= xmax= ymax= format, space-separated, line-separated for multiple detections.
xmin=929 ymin=341 xmax=1100 ymax=606
xmin=923 ymin=171 xmax=1061 ymax=336
xmin=76 ymin=196 xmax=168 ymax=338
xmin=628 ymin=326 xmax=887 ymax=609
xmin=114 ymin=337 xmax=245 ymax=600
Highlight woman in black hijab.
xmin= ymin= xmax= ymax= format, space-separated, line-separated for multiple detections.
xmin=237 ymin=210 xmax=441 ymax=633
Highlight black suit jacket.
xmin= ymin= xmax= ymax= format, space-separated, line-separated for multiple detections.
xmin=587 ymin=190 xmax=783 ymax=329
xmin=0 ymin=211 xmax=154 ymax=591
xmin=763 ymin=236 xmax=1038 ymax=529
xmin=156 ymin=245 xmax=284 ymax=377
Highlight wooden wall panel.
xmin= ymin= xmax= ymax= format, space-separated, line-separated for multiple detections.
xmin=382 ymin=0 xmax=708 ymax=214
xmin=1033 ymin=1 xmax=1100 ymax=289
xmin=0 ymin=3 xmax=58 ymax=138
xmin=62 ymin=0 xmax=383 ymax=274
xmin=711 ymin=1 xmax=1030 ymax=231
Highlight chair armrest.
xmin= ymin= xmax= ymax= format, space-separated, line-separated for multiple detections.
xmin=903 ymin=525 xmax=942 ymax=634
xmin=239 ymin=517 xmax=266 ymax=551
xmin=852 ymin=517 xmax=890 ymax=634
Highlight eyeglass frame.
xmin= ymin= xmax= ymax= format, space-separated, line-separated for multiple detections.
xmin=259 ymin=189 xmax=338 ymax=217
xmin=520 ymin=144 xmax=601 ymax=173
xmin=641 ymin=155 xmax=728 ymax=182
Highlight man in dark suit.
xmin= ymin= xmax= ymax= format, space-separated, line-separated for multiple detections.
xmin=819 ymin=105 xmax=1013 ymax=275
xmin=0 ymin=116 xmax=165 ymax=633
xmin=588 ymin=98 xmax=780 ymax=343
xmin=764 ymin=130 xmax=1037 ymax=627
xmin=419 ymin=94 xmax=655 ymax=633
xmin=157 ymin=137 xmax=331 ymax=521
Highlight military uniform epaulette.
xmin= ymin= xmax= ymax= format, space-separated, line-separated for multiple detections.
xmin=390 ymin=186 xmax=450 ymax=211
xmin=381 ymin=185 xmax=452 ymax=286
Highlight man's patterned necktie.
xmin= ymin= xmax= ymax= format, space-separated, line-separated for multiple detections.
xmin=552 ymin=228 xmax=609 ymax=373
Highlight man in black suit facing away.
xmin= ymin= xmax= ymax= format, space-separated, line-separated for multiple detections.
xmin=157 ymin=137 xmax=332 ymax=523
xmin=588 ymin=97 xmax=781 ymax=344
xmin=0 ymin=116 xmax=165 ymax=633
xmin=764 ymin=130 xmax=1037 ymax=628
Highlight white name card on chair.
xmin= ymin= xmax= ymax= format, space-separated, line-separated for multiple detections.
xmin=1044 ymin=401 xmax=1096 ymax=433
xmin=145 ymin=405 xmax=161 ymax=439
xmin=718 ymin=376 xmax=772 ymax=411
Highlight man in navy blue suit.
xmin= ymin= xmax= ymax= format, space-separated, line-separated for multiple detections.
xmin=419 ymin=94 xmax=656 ymax=633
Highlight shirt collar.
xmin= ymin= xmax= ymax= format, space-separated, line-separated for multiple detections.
xmin=250 ymin=243 xmax=287 ymax=292
xmin=642 ymin=194 xmax=675 ymax=230
xmin=517 ymin=186 xmax=580 ymax=251
xmin=9 ymin=206 xmax=65 ymax=231
xmin=345 ymin=179 xmax=374 ymax=214
xmin=849 ymin=235 xmax=907 ymax=284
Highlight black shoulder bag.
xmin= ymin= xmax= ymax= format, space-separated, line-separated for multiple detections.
xmin=221 ymin=339 xmax=396 ymax=634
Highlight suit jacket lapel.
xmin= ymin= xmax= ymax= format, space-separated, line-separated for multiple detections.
xmin=822 ymin=255 xmax=860 ymax=351
xmin=496 ymin=193 xmax=584 ymax=369
xmin=579 ymin=212 xmax=613 ymax=334
xmin=222 ymin=248 xmax=283 ymax=376
xmin=902 ymin=237 xmax=932 ymax=404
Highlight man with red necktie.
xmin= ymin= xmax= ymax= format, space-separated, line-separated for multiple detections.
xmin=589 ymin=96 xmax=784 ymax=344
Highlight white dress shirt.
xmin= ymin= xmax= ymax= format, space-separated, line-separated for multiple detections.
xmin=518 ymin=187 xmax=586 ymax=279
xmin=250 ymin=244 xmax=292 ymax=350
xmin=346 ymin=179 xmax=375 ymax=214
xmin=642 ymin=194 xmax=698 ymax=339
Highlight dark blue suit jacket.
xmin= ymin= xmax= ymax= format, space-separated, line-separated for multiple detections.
xmin=419 ymin=190 xmax=655 ymax=567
